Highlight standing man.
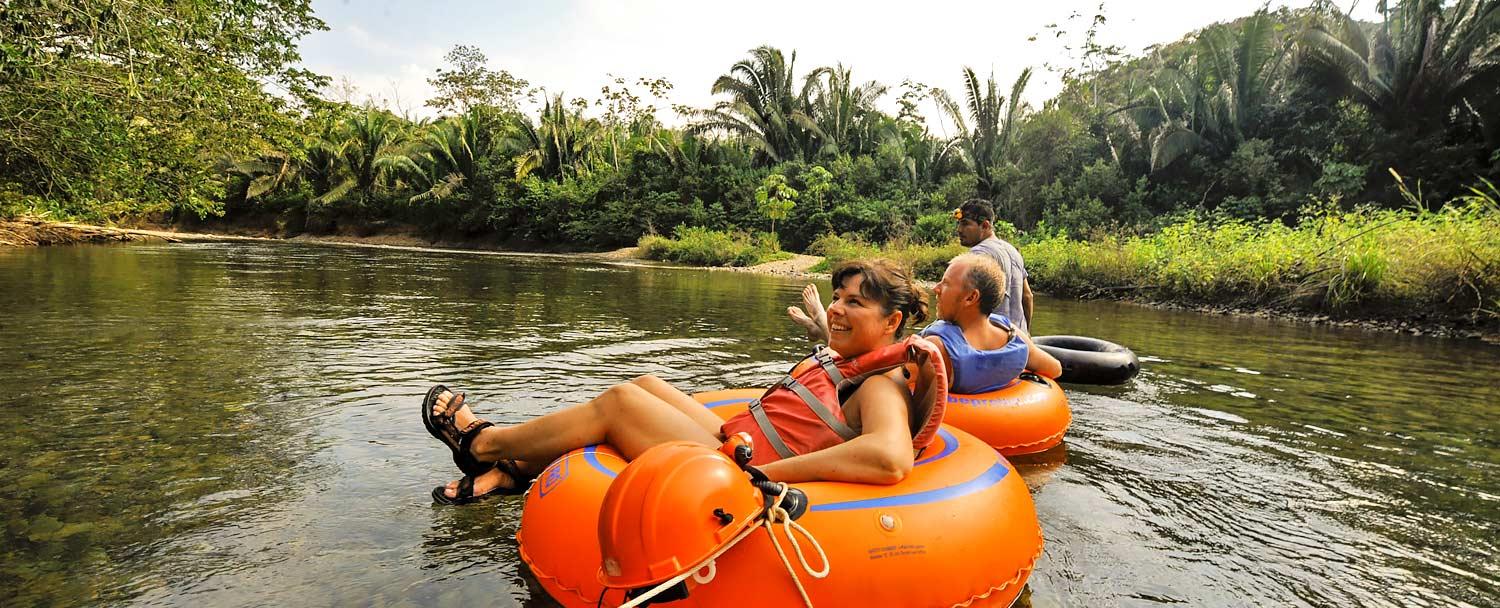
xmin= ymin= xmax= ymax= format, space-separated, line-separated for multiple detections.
xmin=954 ymin=199 xmax=1034 ymax=333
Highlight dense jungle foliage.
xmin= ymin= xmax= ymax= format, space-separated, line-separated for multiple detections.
xmin=3 ymin=2 xmax=1496 ymax=235
xmin=0 ymin=0 xmax=327 ymax=219
xmin=2 ymin=3 xmax=1497 ymax=277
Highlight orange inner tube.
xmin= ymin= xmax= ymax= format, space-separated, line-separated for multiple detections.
xmin=942 ymin=373 xmax=1071 ymax=456
xmin=517 ymin=391 xmax=1044 ymax=608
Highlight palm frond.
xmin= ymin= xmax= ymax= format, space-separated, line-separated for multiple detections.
xmin=1150 ymin=125 xmax=1204 ymax=171
xmin=314 ymin=178 xmax=357 ymax=206
xmin=998 ymin=68 xmax=1033 ymax=161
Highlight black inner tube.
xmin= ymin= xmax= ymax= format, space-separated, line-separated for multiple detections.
xmin=1033 ymin=335 xmax=1140 ymax=385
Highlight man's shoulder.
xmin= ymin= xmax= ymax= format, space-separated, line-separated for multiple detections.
xmin=969 ymin=237 xmax=1005 ymax=257
xmin=920 ymin=319 xmax=959 ymax=338
xmin=991 ymin=237 xmax=1022 ymax=256
xmin=974 ymin=237 xmax=1024 ymax=263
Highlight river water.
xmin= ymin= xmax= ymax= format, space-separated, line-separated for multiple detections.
xmin=0 ymin=241 xmax=1495 ymax=607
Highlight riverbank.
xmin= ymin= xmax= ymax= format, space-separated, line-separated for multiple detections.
xmin=0 ymin=219 xmax=185 ymax=247
xmin=7 ymin=219 xmax=1493 ymax=340
xmin=1 ymin=219 xmax=827 ymax=280
xmin=0 ymin=218 xmax=614 ymax=254
xmin=643 ymin=226 xmax=1499 ymax=341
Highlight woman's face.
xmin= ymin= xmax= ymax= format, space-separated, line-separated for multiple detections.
xmin=827 ymin=273 xmax=902 ymax=356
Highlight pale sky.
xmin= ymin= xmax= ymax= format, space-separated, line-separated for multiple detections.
xmin=298 ymin=0 xmax=1378 ymax=127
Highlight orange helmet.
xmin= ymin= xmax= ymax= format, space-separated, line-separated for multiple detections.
xmin=597 ymin=441 xmax=764 ymax=589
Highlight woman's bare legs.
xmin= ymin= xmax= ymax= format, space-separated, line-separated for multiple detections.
xmin=432 ymin=378 xmax=721 ymax=497
xmin=432 ymin=392 xmax=546 ymax=499
xmin=626 ymin=375 xmax=726 ymax=437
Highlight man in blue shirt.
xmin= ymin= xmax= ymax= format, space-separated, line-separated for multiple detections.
xmin=954 ymin=200 xmax=1033 ymax=333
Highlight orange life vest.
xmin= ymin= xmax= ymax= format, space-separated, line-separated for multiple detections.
xmin=720 ymin=336 xmax=949 ymax=465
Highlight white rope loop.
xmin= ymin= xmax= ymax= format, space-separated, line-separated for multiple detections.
xmin=766 ymin=483 xmax=830 ymax=579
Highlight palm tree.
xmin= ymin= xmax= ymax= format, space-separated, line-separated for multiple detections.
xmin=805 ymin=65 xmax=890 ymax=156
xmin=1142 ymin=8 xmax=1294 ymax=171
xmin=337 ymin=106 xmax=421 ymax=205
xmin=1297 ymin=0 xmax=1500 ymax=143
xmin=875 ymin=117 xmax=963 ymax=185
xmin=1139 ymin=58 xmax=1224 ymax=171
xmin=644 ymin=130 xmax=701 ymax=172
xmin=214 ymin=106 xmax=421 ymax=211
xmin=217 ymin=153 xmax=292 ymax=204
xmin=410 ymin=108 xmax=489 ymax=202
xmin=505 ymin=92 xmax=602 ymax=181
xmin=215 ymin=111 xmax=345 ymax=206
xmin=300 ymin=123 xmax=346 ymax=203
xmin=1092 ymin=55 xmax=1173 ymax=168
xmin=687 ymin=46 xmax=825 ymax=163
xmin=933 ymin=67 xmax=1032 ymax=194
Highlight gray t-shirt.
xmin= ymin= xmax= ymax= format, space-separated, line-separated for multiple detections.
xmin=970 ymin=236 xmax=1029 ymax=333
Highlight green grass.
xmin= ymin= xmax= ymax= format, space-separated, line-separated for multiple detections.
xmin=1020 ymin=191 xmax=1500 ymax=323
xmin=803 ymin=181 xmax=1499 ymax=327
xmin=807 ymin=233 xmax=967 ymax=282
xmin=647 ymin=183 xmax=1499 ymax=327
xmin=637 ymin=226 xmax=791 ymax=267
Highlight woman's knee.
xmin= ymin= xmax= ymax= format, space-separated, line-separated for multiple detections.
xmin=597 ymin=382 xmax=654 ymax=413
xmin=629 ymin=374 xmax=666 ymax=390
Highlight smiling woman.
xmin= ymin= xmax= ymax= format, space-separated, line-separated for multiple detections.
xmin=422 ymin=258 xmax=940 ymax=503
xmin=517 ymin=395 xmax=1043 ymax=608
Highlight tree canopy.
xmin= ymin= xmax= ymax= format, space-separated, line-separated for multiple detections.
xmin=0 ymin=0 xmax=327 ymax=217
xmin=425 ymin=45 xmax=530 ymax=114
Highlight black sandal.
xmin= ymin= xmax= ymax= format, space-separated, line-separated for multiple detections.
xmin=430 ymin=460 xmax=534 ymax=505
xmin=494 ymin=459 xmax=536 ymax=492
xmin=420 ymin=384 xmax=495 ymax=477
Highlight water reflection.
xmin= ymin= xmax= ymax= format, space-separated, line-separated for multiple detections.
xmin=1031 ymin=296 xmax=1499 ymax=607
xmin=1012 ymin=443 xmax=1069 ymax=493
xmin=0 ymin=242 xmax=1495 ymax=607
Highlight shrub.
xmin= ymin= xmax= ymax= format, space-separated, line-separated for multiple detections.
xmin=809 ymin=233 xmax=965 ymax=281
xmin=0 ymin=186 xmax=48 ymax=220
xmin=636 ymin=226 xmax=786 ymax=267
xmin=807 ymin=233 xmax=877 ymax=273
xmin=933 ymin=174 xmax=979 ymax=208
xmin=1020 ymin=188 xmax=1500 ymax=324
xmin=1313 ymin=160 xmax=1368 ymax=201
xmin=912 ymin=212 xmax=955 ymax=246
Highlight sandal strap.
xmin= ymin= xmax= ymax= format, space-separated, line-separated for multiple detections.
xmin=459 ymin=417 xmax=491 ymax=435
xmin=495 ymin=459 xmax=536 ymax=484
xmin=454 ymin=475 xmax=476 ymax=499
xmin=445 ymin=392 xmax=466 ymax=418
xmin=490 ymin=459 xmax=533 ymax=496
xmin=457 ymin=421 xmax=494 ymax=453
xmin=454 ymin=421 xmax=495 ymax=477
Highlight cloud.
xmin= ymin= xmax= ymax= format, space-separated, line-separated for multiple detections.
xmin=298 ymin=19 xmax=446 ymax=114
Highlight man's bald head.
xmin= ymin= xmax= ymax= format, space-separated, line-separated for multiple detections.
xmin=949 ymin=253 xmax=1006 ymax=315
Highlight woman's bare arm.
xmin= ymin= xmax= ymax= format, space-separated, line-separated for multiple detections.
xmin=755 ymin=374 xmax=915 ymax=485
